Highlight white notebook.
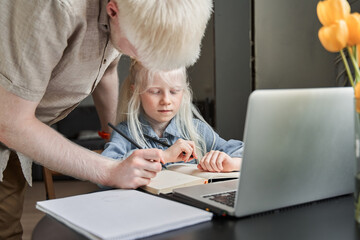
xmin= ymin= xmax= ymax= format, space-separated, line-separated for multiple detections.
xmin=166 ymin=163 xmax=240 ymax=180
xmin=141 ymin=164 xmax=240 ymax=195
xmin=36 ymin=189 xmax=213 ymax=240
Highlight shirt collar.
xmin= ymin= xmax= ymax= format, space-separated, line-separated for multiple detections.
xmin=98 ymin=0 xmax=110 ymax=32
xmin=163 ymin=119 xmax=183 ymax=138
xmin=139 ymin=115 xmax=183 ymax=139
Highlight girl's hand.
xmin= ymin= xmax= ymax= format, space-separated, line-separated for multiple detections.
xmin=197 ymin=150 xmax=242 ymax=172
xmin=163 ymin=139 xmax=197 ymax=163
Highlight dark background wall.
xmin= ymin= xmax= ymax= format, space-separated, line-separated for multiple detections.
xmin=211 ymin=0 xmax=360 ymax=140
xmin=254 ymin=0 xmax=337 ymax=89
xmin=214 ymin=0 xmax=251 ymax=140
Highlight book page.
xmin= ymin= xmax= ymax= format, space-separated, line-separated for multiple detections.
xmin=141 ymin=170 xmax=208 ymax=195
xmin=166 ymin=163 xmax=240 ymax=181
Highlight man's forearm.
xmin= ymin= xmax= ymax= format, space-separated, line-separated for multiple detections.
xmin=1 ymin=116 xmax=113 ymax=186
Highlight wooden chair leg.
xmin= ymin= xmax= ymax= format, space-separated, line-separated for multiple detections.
xmin=43 ymin=167 xmax=56 ymax=200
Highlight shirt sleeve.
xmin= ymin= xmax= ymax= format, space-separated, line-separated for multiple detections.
xmin=101 ymin=123 xmax=135 ymax=160
xmin=0 ymin=1 xmax=74 ymax=102
xmin=196 ymin=119 xmax=244 ymax=158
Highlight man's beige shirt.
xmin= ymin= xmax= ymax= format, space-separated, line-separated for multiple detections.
xmin=0 ymin=0 xmax=121 ymax=185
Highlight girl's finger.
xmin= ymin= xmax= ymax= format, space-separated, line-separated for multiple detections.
xmin=209 ymin=151 xmax=221 ymax=172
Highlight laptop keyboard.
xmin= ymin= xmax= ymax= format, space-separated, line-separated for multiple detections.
xmin=203 ymin=191 xmax=236 ymax=208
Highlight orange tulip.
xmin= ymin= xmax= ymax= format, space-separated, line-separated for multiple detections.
xmin=346 ymin=13 xmax=360 ymax=46
xmin=356 ymin=81 xmax=360 ymax=98
xmin=318 ymin=20 xmax=349 ymax=52
xmin=317 ymin=0 xmax=350 ymax=26
xmin=355 ymin=82 xmax=360 ymax=112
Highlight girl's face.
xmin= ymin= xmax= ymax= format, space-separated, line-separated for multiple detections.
xmin=140 ymin=73 xmax=184 ymax=125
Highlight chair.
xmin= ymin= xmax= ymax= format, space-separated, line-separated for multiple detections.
xmin=42 ymin=167 xmax=60 ymax=200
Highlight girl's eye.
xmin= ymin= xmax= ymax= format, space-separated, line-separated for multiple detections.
xmin=148 ymin=89 xmax=160 ymax=94
xmin=170 ymin=89 xmax=181 ymax=95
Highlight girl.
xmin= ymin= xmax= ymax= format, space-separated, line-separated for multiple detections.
xmin=102 ymin=60 xmax=243 ymax=172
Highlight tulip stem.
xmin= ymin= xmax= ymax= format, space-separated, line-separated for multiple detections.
xmin=347 ymin=46 xmax=360 ymax=85
xmin=355 ymin=46 xmax=358 ymax=64
xmin=340 ymin=49 xmax=355 ymax=88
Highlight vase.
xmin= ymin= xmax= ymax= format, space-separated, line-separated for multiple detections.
xmin=355 ymin=98 xmax=360 ymax=223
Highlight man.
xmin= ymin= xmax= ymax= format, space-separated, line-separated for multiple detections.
xmin=0 ymin=0 xmax=213 ymax=238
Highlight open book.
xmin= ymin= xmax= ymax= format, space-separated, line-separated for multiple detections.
xmin=141 ymin=163 xmax=240 ymax=195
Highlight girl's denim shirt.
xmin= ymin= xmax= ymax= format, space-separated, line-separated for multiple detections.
xmin=101 ymin=117 xmax=244 ymax=166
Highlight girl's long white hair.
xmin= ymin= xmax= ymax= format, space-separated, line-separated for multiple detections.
xmin=116 ymin=60 xmax=208 ymax=159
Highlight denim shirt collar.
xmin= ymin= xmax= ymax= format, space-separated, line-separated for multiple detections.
xmin=139 ymin=115 xmax=183 ymax=139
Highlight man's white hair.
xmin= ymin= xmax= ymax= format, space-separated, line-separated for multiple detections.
xmin=115 ymin=0 xmax=213 ymax=70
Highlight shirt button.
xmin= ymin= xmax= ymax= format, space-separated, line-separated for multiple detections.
xmin=103 ymin=59 xmax=107 ymax=64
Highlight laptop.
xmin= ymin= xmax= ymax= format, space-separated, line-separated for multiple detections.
xmin=172 ymin=87 xmax=355 ymax=217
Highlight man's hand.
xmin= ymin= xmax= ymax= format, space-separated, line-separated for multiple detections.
xmin=106 ymin=149 xmax=164 ymax=189
xmin=197 ymin=150 xmax=242 ymax=172
xmin=163 ymin=139 xmax=197 ymax=164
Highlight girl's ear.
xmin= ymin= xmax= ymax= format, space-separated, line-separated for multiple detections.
xmin=130 ymin=84 xmax=135 ymax=92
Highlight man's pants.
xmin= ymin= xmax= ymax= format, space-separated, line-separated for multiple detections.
xmin=0 ymin=152 xmax=26 ymax=240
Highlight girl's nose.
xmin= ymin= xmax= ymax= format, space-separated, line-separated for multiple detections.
xmin=160 ymin=93 xmax=171 ymax=105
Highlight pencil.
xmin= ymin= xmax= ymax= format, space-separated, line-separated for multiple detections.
xmin=143 ymin=134 xmax=171 ymax=147
xmin=108 ymin=123 xmax=142 ymax=149
xmin=108 ymin=123 xmax=167 ymax=169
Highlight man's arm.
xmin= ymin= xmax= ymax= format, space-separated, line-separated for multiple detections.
xmin=0 ymin=85 xmax=162 ymax=188
xmin=92 ymin=57 xmax=120 ymax=134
